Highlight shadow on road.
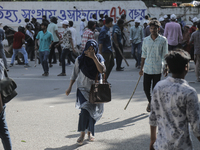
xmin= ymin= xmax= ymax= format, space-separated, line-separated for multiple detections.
xmin=65 ymin=113 xmax=149 ymax=139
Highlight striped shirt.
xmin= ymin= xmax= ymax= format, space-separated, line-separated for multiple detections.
xmin=81 ymin=29 xmax=94 ymax=51
xmin=142 ymin=34 xmax=168 ymax=74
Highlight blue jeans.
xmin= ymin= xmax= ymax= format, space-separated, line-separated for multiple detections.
xmin=132 ymin=42 xmax=142 ymax=66
xmin=39 ymin=51 xmax=49 ymax=73
xmin=0 ymin=106 xmax=12 ymax=150
xmin=11 ymin=47 xmax=28 ymax=64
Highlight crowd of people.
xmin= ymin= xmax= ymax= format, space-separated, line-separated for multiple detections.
xmin=0 ymin=12 xmax=200 ymax=150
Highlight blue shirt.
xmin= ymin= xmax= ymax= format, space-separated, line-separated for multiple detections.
xmin=98 ymin=25 xmax=112 ymax=53
xmin=130 ymin=25 xmax=144 ymax=44
xmin=142 ymin=34 xmax=168 ymax=74
xmin=36 ymin=31 xmax=53 ymax=52
xmin=112 ymin=24 xmax=122 ymax=44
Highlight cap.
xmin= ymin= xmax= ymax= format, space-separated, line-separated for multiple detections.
xmin=81 ymin=16 xmax=85 ymax=20
xmin=193 ymin=17 xmax=198 ymax=23
xmin=135 ymin=18 xmax=140 ymax=23
xmin=164 ymin=15 xmax=168 ymax=19
xmin=170 ymin=14 xmax=177 ymax=20
xmin=143 ymin=20 xmax=149 ymax=24
xmin=159 ymin=17 xmax=164 ymax=22
xmin=60 ymin=20 xmax=69 ymax=25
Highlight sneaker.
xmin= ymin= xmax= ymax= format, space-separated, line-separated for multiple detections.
xmin=42 ymin=72 xmax=49 ymax=76
xmin=116 ymin=68 xmax=124 ymax=71
xmin=24 ymin=64 xmax=30 ymax=67
xmin=57 ymin=73 xmax=66 ymax=76
xmin=65 ymin=63 xmax=71 ymax=66
xmin=9 ymin=64 xmax=13 ymax=67
xmin=49 ymin=64 xmax=53 ymax=67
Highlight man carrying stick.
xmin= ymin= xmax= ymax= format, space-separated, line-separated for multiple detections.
xmin=112 ymin=19 xmax=125 ymax=71
xmin=139 ymin=20 xmax=168 ymax=112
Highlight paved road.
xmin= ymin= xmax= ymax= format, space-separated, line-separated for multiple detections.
xmin=0 ymin=58 xmax=200 ymax=150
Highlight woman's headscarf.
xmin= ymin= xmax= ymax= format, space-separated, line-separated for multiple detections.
xmin=78 ymin=39 xmax=104 ymax=80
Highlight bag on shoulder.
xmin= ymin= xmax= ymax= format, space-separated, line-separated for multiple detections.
xmin=0 ymin=69 xmax=17 ymax=104
xmin=89 ymin=73 xmax=111 ymax=104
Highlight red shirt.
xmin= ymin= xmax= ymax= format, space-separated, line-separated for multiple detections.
xmin=190 ymin=26 xmax=197 ymax=34
xmin=13 ymin=32 xmax=25 ymax=49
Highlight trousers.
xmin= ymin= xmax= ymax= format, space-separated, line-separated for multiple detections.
xmin=0 ymin=106 xmax=12 ymax=150
xmin=143 ymin=73 xmax=161 ymax=103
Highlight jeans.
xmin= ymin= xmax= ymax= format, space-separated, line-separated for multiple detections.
xmin=132 ymin=42 xmax=142 ymax=66
xmin=0 ymin=106 xmax=12 ymax=150
xmin=143 ymin=73 xmax=161 ymax=103
xmin=11 ymin=47 xmax=28 ymax=64
xmin=26 ymin=45 xmax=34 ymax=61
xmin=61 ymin=48 xmax=75 ymax=73
xmin=168 ymin=44 xmax=178 ymax=51
xmin=39 ymin=51 xmax=49 ymax=73
xmin=102 ymin=52 xmax=114 ymax=79
xmin=0 ymin=43 xmax=8 ymax=68
xmin=113 ymin=42 xmax=123 ymax=69
xmin=195 ymin=54 xmax=200 ymax=80
xmin=49 ymin=42 xmax=62 ymax=64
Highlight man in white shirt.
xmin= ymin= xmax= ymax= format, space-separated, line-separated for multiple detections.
xmin=149 ymin=49 xmax=200 ymax=150
xmin=25 ymin=24 xmax=35 ymax=61
xmin=80 ymin=16 xmax=86 ymax=39
xmin=67 ymin=21 xmax=77 ymax=65
xmin=47 ymin=16 xmax=62 ymax=67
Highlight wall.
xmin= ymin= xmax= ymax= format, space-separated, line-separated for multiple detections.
xmin=0 ymin=1 xmax=147 ymax=45
xmin=0 ymin=1 xmax=200 ymax=45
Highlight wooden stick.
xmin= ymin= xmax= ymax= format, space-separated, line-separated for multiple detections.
xmin=34 ymin=50 xmax=37 ymax=67
xmin=113 ymin=42 xmax=129 ymax=66
xmin=124 ymin=75 xmax=142 ymax=110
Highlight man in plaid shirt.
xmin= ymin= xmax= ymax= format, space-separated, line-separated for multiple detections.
xmin=81 ymin=21 xmax=96 ymax=51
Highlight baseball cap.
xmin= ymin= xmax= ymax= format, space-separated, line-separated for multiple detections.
xmin=159 ymin=17 xmax=164 ymax=22
xmin=60 ymin=20 xmax=69 ymax=25
xmin=170 ymin=14 xmax=177 ymax=20
xmin=164 ymin=15 xmax=168 ymax=19
xmin=193 ymin=17 xmax=198 ymax=23
xmin=81 ymin=16 xmax=85 ymax=20
xmin=135 ymin=18 xmax=140 ymax=23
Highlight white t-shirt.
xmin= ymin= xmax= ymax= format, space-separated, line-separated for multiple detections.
xmin=26 ymin=30 xmax=35 ymax=40
xmin=80 ymin=21 xmax=85 ymax=36
xmin=69 ymin=27 xmax=77 ymax=48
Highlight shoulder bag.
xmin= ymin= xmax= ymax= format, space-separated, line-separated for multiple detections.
xmin=89 ymin=73 xmax=111 ymax=104
xmin=0 ymin=69 xmax=17 ymax=104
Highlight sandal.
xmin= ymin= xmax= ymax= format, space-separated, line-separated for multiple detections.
xmin=77 ymin=136 xmax=84 ymax=145
xmin=88 ymin=134 xmax=95 ymax=142
xmin=146 ymin=103 xmax=151 ymax=112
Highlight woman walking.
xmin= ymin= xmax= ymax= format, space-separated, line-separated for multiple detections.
xmin=66 ymin=39 xmax=105 ymax=145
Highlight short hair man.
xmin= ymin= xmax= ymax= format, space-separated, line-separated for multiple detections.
xmin=130 ymin=18 xmax=144 ymax=69
xmin=10 ymin=26 xmax=30 ymax=67
xmin=139 ymin=20 xmax=168 ymax=112
xmin=164 ymin=14 xmax=183 ymax=51
xmin=112 ymin=19 xmax=124 ymax=71
xmin=149 ymin=49 xmax=200 ymax=150
xmin=56 ymin=20 xmax=75 ymax=76
xmin=81 ymin=21 xmax=96 ymax=51
xmin=47 ymin=16 xmax=62 ymax=67
xmin=35 ymin=22 xmax=53 ymax=76
xmin=80 ymin=16 xmax=86 ymax=39
xmin=98 ymin=17 xmax=114 ymax=80
xmin=189 ymin=20 xmax=200 ymax=82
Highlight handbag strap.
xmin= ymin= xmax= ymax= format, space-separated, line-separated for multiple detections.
xmin=95 ymin=73 xmax=107 ymax=83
